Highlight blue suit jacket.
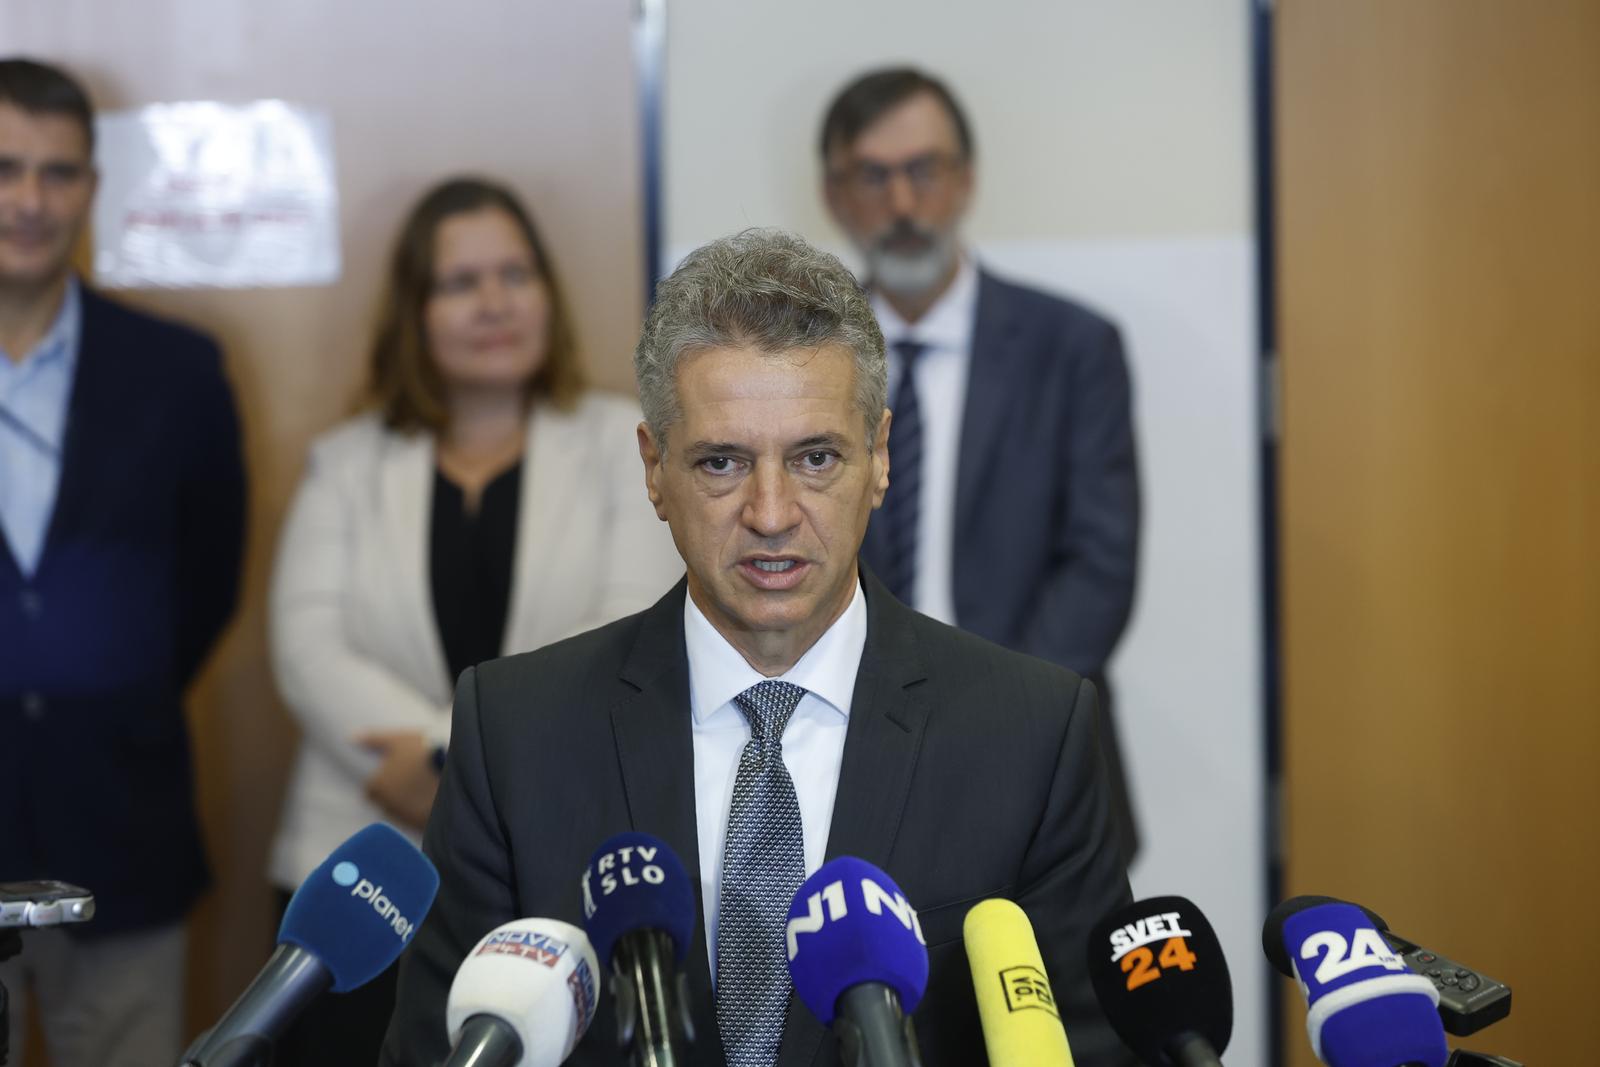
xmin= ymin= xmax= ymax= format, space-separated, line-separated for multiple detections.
xmin=0 ymin=288 xmax=246 ymax=936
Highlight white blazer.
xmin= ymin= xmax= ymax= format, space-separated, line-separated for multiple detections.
xmin=267 ymin=392 xmax=682 ymax=887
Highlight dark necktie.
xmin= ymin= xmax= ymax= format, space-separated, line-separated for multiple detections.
xmin=716 ymin=680 xmax=808 ymax=1067
xmin=881 ymin=339 xmax=927 ymax=605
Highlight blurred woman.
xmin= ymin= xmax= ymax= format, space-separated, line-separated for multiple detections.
xmin=265 ymin=177 xmax=679 ymax=1062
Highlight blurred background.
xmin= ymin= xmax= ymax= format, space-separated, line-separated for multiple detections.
xmin=4 ymin=1 xmax=1596 ymax=1064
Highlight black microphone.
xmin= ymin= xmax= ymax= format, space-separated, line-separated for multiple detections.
xmin=178 ymin=825 xmax=437 ymax=1066
xmin=580 ymin=833 xmax=697 ymax=1067
xmin=1085 ymin=896 xmax=1232 ymax=1067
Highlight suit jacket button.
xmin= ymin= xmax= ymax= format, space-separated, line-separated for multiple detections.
xmin=22 ymin=692 xmax=46 ymax=720
xmin=19 ymin=590 xmax=42 ymax=618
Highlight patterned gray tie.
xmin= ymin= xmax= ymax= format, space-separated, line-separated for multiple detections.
xmin=716 ymin=680 xmax=808 ymax=1067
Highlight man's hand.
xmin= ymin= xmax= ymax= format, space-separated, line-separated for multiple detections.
xmin=357 ymin=730 xmax=440 ymax=832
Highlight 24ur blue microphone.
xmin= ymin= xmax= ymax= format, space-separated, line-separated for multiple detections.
xmin=786 ymin=856 xmax=928 ymax=1067
xmin=180 ymin=823 xmax=439 ymax=1066
xmin=1265 ymin=897 xmax=1448 ymax=1067
xmin=581 ymin=832 xmax=697 ymax=1067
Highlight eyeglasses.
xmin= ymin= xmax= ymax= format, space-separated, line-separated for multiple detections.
xmin=829 ymin=152 xmax=965 ymax=199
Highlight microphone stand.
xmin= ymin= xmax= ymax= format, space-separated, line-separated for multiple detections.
xmin=1165 ymin=1030 xmax=1224 ymax=1067
xmin=611 ymin=929 xmax=693 ymax=1067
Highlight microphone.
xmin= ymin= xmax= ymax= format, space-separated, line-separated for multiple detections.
xmin=580 ymin=832 xmax=697 ymax=1066
xmin=785 ymin=856 xmax=927 ymax=1067
xmin=443 ymin=918 xmax=603 ymax=1067
xmin=1263 ymin=896 xmax=1448 ymax=1067
xmin=180 ymin=823 xmax=438 ymax=1066
xmin=1085 ymin=895 xmax=1231 ymax=1067
xmin=962 ymin=898 xmax=1074 ymax=1066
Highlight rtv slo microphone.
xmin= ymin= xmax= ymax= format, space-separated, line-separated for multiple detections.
xmin=1086 ymin=895 xmax=1232 ymax=1067
xmin=179 ymin=823 xmax=439 ymax=1066
xmin=581 ymin=832 xmax=697 ymax=1067
xmin=786 ymin=856 xmax=927 ymax=1067
xmin=443 ymin=918 xmax=602 ymax=1067
xmin=962 ymin=898 xmax=1074 ymax=1066
xmin=1263 ymin=896 xmax=1448 ymax=1067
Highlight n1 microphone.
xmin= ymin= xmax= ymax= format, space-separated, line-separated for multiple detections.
xmin=180 ymin=823 xmax=438 ymax=1066
xmin=443 ymin=918 xmax=602 ymax=1067
xmin=786 ymin=856 xmax=927 ymax=1067
xmin=1263 ymin=897 xmax=1448 ymax=1067
xmin=1085 ymin=895 xmax=1232 ymax=1067
xmin=581 ymin=832 xmax=696 ymax=1067
xmin=963 ymin=899 xmax=1074 ymax=1066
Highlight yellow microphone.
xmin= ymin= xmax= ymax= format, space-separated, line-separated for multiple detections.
xmin=964 ymin=898 xmax=1076 ymax=1067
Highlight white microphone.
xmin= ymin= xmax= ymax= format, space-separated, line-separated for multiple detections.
xmin=444 ymin=918 xmax=603 ymax=1067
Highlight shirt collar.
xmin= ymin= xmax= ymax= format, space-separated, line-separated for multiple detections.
xmin=870 ymin=252 xmax=979 ymax=353
xmin=683 ymin=574 xmax=868 ymax=725
xmin=0 ymin=276 xmax=82 ymax=378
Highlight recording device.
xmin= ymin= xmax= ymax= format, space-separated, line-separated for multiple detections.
xmin=580 ymin=832 xmax=696 ymax=1067
xmin=443 ymin=918 xmax=602 ymax=1067
xmin=785 ymin=856 xmax=927 ymax=1067
xmin=1262 ymin=896 xmax=1512 ymax=1037
xmin=963 ymin=898 xmax=1074 ymax=1066
xmin=2 ymin=881 xmax=96 ymax=1065
xmin=179 ymin=823 xmax=439 ymax=1067
xmin=1263 ymin=896 xmax=1447 ymax=1067
xmin=1085 ymin=895 xmax=1232 ymax=1067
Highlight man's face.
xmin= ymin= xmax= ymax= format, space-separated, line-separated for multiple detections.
xmin=639 ymin=343 xmax=890 ymax=655
xmin=0 ymin=103 xmax=95 ymax=290
xmin=824 ymin=91 xmax=973 ymax=297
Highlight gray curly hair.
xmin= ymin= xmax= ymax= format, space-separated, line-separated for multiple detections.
xmin=634 ymin=229 xmax=888 ymax=451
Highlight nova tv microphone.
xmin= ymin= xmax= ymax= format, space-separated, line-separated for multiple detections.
xmin=180 ymin=823 xmax=438 ymax=1066
xmin=443 ymin=918 xmax=602 ymax=1067
xmin=963 ymin=898 xmax=1074 ymax=1066
xmin=1086 ymin=895 xmax=1232 ymax=1067
xmin=581 ymin=832 xmax=697 ymax=1067
xmin=1263 ymin=896 xmax=1448 ymax=1067
xmin=786 ymin=856 xmax=927 ymax=1067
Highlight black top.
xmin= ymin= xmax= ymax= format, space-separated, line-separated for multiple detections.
xmin=429 ymin=460 xmax=522 ymax=686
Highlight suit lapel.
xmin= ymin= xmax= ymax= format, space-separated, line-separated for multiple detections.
xmin=377 ymin=426 xmax=452 ymax=697
xmin=503 ymin=401 xmax=579 ymax=652
xmin=779 ymin=567 xmax=931 ymax=1067
xmin=609 ymin=580 xmax=724 ymax=1061
xmin=40 ymin=290 xmax=117 ymax=565
xmin=954 ymin=271 xmax=1024 ymax=544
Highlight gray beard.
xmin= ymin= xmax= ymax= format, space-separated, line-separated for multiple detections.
xmin=865 ymin=231 xmax=958 ymax=299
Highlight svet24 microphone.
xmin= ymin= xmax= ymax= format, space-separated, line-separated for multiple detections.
xmin=963 ymin=898 xmax=1074 ymax=1066
xmin=180 ymin=823 xmax=438 ymax=1066
xmin=786 ymin=856 xmax=927 ymax=1067
xmin=1263 ymin=896 xmax=1448 ymax=1067
xmin=581 ymin=832 xmax=696 ymax=1067
xmin=1086 ymin=895 xmax=1232 ymax=1067
xmin=443 ymin=918 xmax=602 ymax=1067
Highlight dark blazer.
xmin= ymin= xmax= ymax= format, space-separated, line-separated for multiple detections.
xmin=861 ymin=269 xmax=1141 ymax=859
xmin=0 ymin=287 xmax=245 ymax=936
xmin=382 ymin=570 xmax=1135 ymax=1066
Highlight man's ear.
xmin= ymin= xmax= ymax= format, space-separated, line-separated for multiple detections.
xmin=637 ymin=422 xmax=669 ymax=521
xmin=869 ymin=408 xmax=892 ymax=509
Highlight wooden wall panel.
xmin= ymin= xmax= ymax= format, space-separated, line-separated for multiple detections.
xmin=1277 ymin=2 xmax=1599 ymax=1064
xmin=6 ymin=2 xmax=643 ymax=1058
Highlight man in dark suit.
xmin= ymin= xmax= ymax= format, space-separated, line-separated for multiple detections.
xmin=818 ymin=67 xmax=1143 ymax=865
xmin=384 ymin=229 xmax=1134 ymax=1065
xmin=0 ymin=58 xmax=245 ymax=1067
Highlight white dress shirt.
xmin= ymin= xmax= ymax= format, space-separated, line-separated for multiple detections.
xmin=870 ymin=255 xmax=978 ymax=626
xmin=686 ymin=576 xmax=867 ymax=981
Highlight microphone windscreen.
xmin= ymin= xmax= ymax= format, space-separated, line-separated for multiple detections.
xmin=1085 ymin=895 xmax=1232 ymax=1063
xmin=446 ymin=918 xmax=602 ymax=1067
xmin=1278 ymin=901 xmax=1447 ymax=1067
xmin=785 ymin=856 xmax=928 ymax=1025
xmin=1262 ymin=895 xmax=1390 ymax=976
xmin=278 ymin=823 xmax=439 ymax=992
xmin=580 ymin=832 xmax=695 ymax=967
xmin=963 ymin=898 xmax=1075 ymax=1066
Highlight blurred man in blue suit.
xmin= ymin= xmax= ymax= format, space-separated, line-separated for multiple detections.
xmin=0 ymin=58 xmax=245 ymax=1067
xmin=820 ymin=67 xmax=1141 ymax=861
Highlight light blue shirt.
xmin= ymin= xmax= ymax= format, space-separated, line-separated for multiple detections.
xmin=0 ymin=278 xmax=82 ymax=576
xmin=685 ymin=577 xmax=867 ymax=983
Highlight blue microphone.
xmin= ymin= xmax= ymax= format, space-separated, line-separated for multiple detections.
xmin=180 ymin=824 xmax=439 ymax=1066
xmin=581 ymin=832 xmax=697 ymax=1066
xmin=786 ymin=856 xmax=928 ymax=1067
xmin=1266 ymin=897 xmax=1449 ymax=1067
